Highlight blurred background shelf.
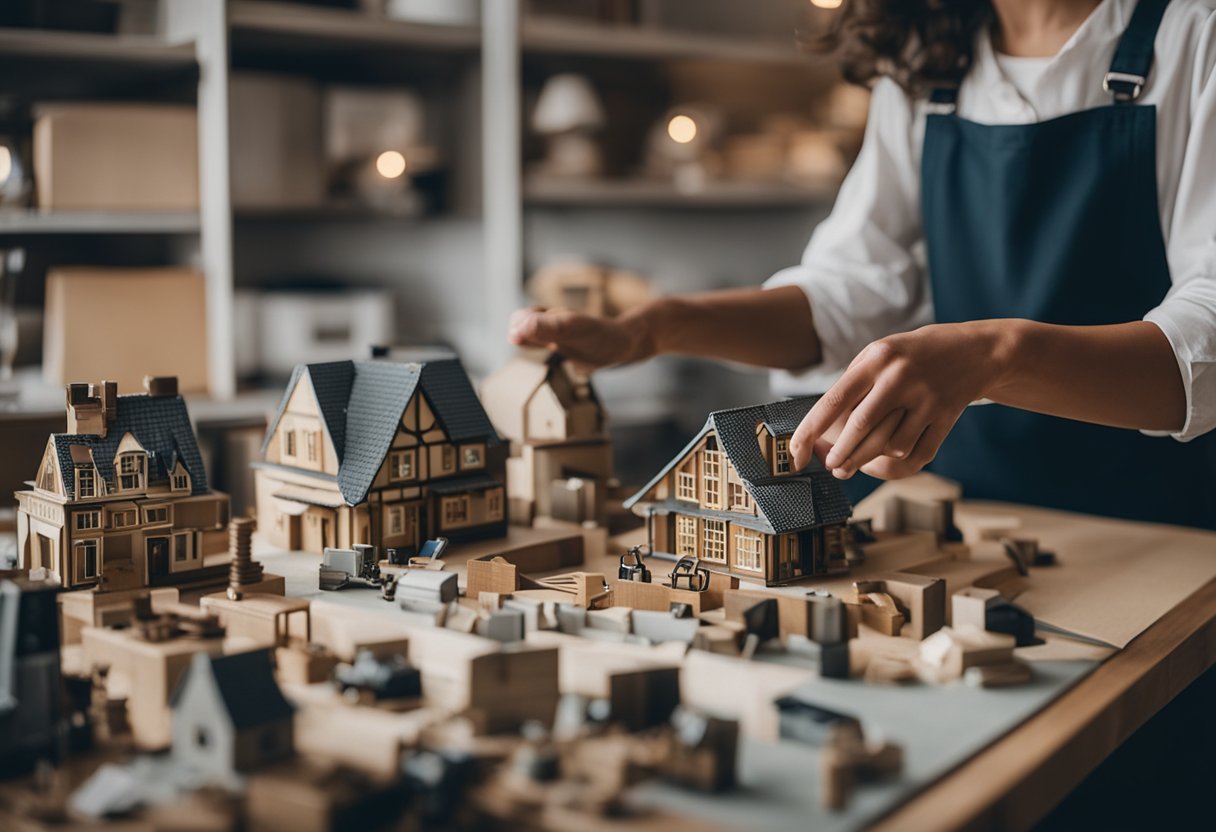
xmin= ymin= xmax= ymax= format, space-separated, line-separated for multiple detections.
xmin=523 ymin=177 xmax=838 ymax=209
xmin=229 ymin=1 xmax=481 ymax=53
xmin=0 ymin=210 xmax=200 ymax=235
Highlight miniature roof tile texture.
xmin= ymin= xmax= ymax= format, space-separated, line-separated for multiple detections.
xmin=52 ymin=393 xmax=209 ymax=501
xmin=262 ymin=358 xmax=501 ymax=506
xmin=624 ymin=395 xmax=852 ymax=535
xmin=171 ymin=648 xmax=294 ymax=730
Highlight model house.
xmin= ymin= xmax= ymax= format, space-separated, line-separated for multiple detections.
xmin=171 ymin=648 xmax=294 ymax=779
xmin=253 ymin=358 xmax=506 ymax=556
xmin=15 ymin=377 xmax=231 ymax=592
xmin=624 ymin=396 xmax=852 ymax=586
xmin=480 ymin=352 xmax=612 ymax=524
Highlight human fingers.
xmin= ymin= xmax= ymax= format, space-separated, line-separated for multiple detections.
xmin=829 ymin=408 xmax=905 ymax=479
xmin=790 ymin=370 xmax=874 ymax=469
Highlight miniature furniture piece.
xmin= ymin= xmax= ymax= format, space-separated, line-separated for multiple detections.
xmin=15 ymin=377 xmax=230 ymax=592
xmin=625 ymin=396 xmax=853 ymax=586
xmin=0 ymin=575 xmax=61 ymax=778
xmin=253 ymin=358 xmax=506 ymax=558
xmin=480 ymin=351 xmax=612 ymax=526
xmin=618 ymin=544 xmax=652 ymax=583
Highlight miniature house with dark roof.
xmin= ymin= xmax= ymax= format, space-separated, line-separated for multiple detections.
xmin=253 ymin=358 xmax=507 ymax=556
xmin=171 ymin=648 xmax=294 ymax=779
xmin=480 ymin=351 xmax=612 ymax=524
xmin=624 ymin=396 xmax=852 ymax=586
xmin=15 ymin=377 xmax=230 ymax=592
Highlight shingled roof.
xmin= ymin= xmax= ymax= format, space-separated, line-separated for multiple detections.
xmin=171 ymin=649 xmax=293 ymax=730
xmin=51 ymin=393 xmax=209 ymax=501
xmin=624 ymin=396 xmax=851 ymax=534
xmin=261 ymin=358 xmax=501 ymax=506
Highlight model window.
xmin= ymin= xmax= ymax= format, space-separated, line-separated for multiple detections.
xmin=729 ymin=481 xmax=752 ymax=512
xmin=119 ymin=453 xmax=145 ymax=491
xmin=774 ymin=437 xmax=791 ymax=475
xmin=172 ymin=471 xmax=189 ymax=491
xmin=389 ymin=450 xmax=416 ymax=481
xmin=305 ymin=431 xmax=318 ymax=462
xmin=110 ymin=509 xmax=136 ymax=529
xmin=40 ymin=454 xmax=56 ymax=492
xmin=77 ymin=466 xmax=96 ymax=498
xmin=676 ymin=462 xmax=696 ymax=502
xmin=441 ymin=446 xmax=455 ymax=473
xmin=676 ymin=515 xmax=698 ymax=557
xmin=174 ymin=533 xmax=191 ymax=562
xmin=387 ymin=505 xmax=405 ymax=535
xmin=442 ymin=495 xmax=469 ymax=527
xmin=734 ymin=528 xmax=763 ymax=572
xmin=702 ymin=519 xmax=727 ymax=563
xmin=486 ymin=488 xmax=504 ymax=521
xmin=75 ymin=511 xmax=101 ymax=531
xmin=144 ymin=506 xmax=170 ymax=525
xmin=76 ymin=539 xmax=99 ymax=579
xmin=703 ymin=451 xmax=722 ymax=508
xmin=462 ymin=445 xmax=484 ymax=468
xmin=283 ymin=430 xmax=297 ymax=458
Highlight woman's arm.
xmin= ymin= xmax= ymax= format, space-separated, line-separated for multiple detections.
xmin=790 ymin=319 xmax=1187 ymax=480
xmin=509 ymin=285 xmax=820 ymax=370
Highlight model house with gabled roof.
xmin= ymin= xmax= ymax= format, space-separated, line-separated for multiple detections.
xmin=253 ymin=358 xmax=507 ymax=556
xmin=624 ymin=396 xmax=852 ymax=586
xmin=16 ymin=377 xmax=230 ymax=592
xmin=480 ymin=351 xmax=612 ymax=525
xmin=171 ymin=648 xmax=294 ymax=780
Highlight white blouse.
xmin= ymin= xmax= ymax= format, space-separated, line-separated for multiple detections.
xmin=768 ymin=0 xmax=1216 ymax=442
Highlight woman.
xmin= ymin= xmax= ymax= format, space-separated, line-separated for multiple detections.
xmin=510 ymin=0 xmax=1216 ymax=529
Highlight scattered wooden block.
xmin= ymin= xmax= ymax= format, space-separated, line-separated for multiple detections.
xmin=467 ymin=556 xmax=519 ymax=599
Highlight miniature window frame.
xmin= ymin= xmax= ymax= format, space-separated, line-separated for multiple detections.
xmin=75 ymin=510 xmax=101 ymax=531
xmin=676 ymin=461 xmax=697 ymax=502
xmin=729 ymin=480 xmax=752 ymax=512
xmin=305 ymin=431 xmax=318 ymax=463
xmin=733 ymin=528 xmax=763 ymax=572
xmin=774 ymin=437 xmax=791 ymax=475
xmin=143 ymin=505 xmax=171 ymax=526
xmin=676 ymin=515 xmax=698 ymax=557
xmin=173 ymin=532 xmax=192 ymax=562
xmin=702 ymin=519 xmax=727 ymax=563
xmin=109 ymin=509 xmax=137 ymax=529
xmin=40 ymin=454 xmax=57 ymax=492
xmin=283 ymin=429 xmax=297 ymax=459
xmin=442 ymin=495 xmax=470 ymax=527
xmin=389 ymin=450 xmax=417 ymax=482
xmin=387 ymin=505 xmax=405 ymax=535
xmin=486 ymin=487 xmax=504 ymax=522
xmin=172 ymin=470 xmax=190 ymax=492
xmin=703 ymin=451 xmax=722 ymax=509
xmin=75 ymin=539 xmax=99 ymax=580
xmin=440 ymin=446 xmax=456 ymax=474
xmin=460 ymin=444 xmax=485 ymax=470
xmin=118 ymin=452 xmax=145 ymax=491
xmin=76 ymin=466 xmax=97 ymax=499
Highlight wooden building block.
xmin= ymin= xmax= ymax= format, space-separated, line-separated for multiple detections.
xmin=611 ymin=579 xmax=703 ymax=616
xmin=467 ymin=556 xmax=518 ymax=599
xmin=871 ymin=573 xmax=947 ymax=640
xmin=951 ymin=586 xmax=1001 ymax=630
xmin=846 ymin=591 xmax=904 ymax=637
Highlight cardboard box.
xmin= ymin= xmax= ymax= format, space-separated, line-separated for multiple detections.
xmin=230 ymin=73 xmax=325 ymax=209
xmin=34 ymin=103 xmax=198 ymax=211
xmin=43 ymin=267 xmax=209 ymax=394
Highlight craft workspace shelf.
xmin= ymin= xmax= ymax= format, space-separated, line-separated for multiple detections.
xmin=0 ymin=211 xmax=201 ymax=236
xmin=523 ymin=178 xmax=838 ymax=209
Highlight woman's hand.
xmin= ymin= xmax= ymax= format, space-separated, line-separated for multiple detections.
xmin=508 ymin=306 xmax=656 ymax=369
xmin=789 ymin=321 xmax=1019 ymax=480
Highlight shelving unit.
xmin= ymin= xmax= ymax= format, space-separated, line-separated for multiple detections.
xmin=228 ymin=0 xmax=480 ymax=52
xmin=523 ymin=178 xmax=837 ymax=209
xmin=0 ymin=211 xmax=201 ymax=235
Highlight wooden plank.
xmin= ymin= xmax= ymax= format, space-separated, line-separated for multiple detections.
xmin=872 ymin=579 xmax=1216 ymax=831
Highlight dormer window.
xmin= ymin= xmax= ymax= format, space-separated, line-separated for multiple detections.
xmin=172 ymin=469 xmax=190 ymax=491
xmin=774 ymin=437 xmax=791 ymax=475
xmin=118 ymin=453 xmax=145 ymax=491
xmin=76 ymin=466 xmax=97 ymax=499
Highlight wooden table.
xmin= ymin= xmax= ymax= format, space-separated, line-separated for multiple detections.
xmin=873 ymin=578 xmax=1216 ymax=831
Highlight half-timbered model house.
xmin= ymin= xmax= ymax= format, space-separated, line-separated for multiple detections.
xmin=624 ymin=396 xmax=853 ymax=586
xmin=253 ymin=358 xmax=507 ymax=557
xmin=16 ymin=376 xmax=231 ymax=592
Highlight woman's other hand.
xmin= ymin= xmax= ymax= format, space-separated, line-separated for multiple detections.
xmin=790 ymin=321 xmax=1019 ymax=480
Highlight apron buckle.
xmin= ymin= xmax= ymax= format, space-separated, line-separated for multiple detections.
xmin=1103 ymin=71 xmax=1145 ymax=102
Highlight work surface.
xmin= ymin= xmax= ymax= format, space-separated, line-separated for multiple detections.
xmin=256 ymin=481 xmax=1216 ymax=831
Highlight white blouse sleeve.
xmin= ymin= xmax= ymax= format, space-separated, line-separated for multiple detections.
xmin=766 ymin=77 xmax=934 ymax=395
xmin=1144 ymin=9 xmax=1216 ymax=442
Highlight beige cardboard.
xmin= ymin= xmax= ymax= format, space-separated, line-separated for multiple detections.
xmin=43 ymin=267 xmax=209 ymax=394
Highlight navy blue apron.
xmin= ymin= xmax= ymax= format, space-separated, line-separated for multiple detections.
xmin=921 ymin=0 xmax=1216 ymax=529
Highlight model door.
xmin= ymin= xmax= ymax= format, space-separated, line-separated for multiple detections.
xmin=146 ymin=536 xmax=170 ymax=580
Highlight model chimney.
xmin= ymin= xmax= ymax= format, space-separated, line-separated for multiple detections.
xmin=143 ymin=375 xmax=179 ymax=397
xmin=65 ymin=380 xmax=117 ymax=437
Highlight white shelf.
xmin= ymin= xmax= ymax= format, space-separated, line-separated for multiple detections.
xmin=520 ymin=17 xmax=814 ymax=67
xmin=229 ymin=1 xmax=481 ymax=51
xmin=0 ymin=211 xmax=201 ymax=235
xmin=523 ymin=177 xmax=836 ymax=209
xmin=0 ymin=27 xmax=195 ymax=67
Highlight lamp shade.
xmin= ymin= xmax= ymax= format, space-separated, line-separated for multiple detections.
xmin=532 ymin=74 xmax=605 ymax=135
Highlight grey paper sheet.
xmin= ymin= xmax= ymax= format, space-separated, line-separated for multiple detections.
xmin=630 ymin=659 xmax=1097 ymax=831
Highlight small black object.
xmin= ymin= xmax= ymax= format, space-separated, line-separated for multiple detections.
xmin=669 ymin=556 xmax=710 ymax=592
xmin=335 ymin=651 xmax=422 ymax=701
xmin=1032 ymin=550 xmax=1058 ymax=567
xmin=386 ymin=547 xmax=407 ymax=566
xmin=381 ymin=574 xmax=398 ymax=602
xmin=986 ymin=600 xmax=1039 ymax=646
xmin=742 ymin=598 xmax=779 ymax=642
xmin=418 ymin=537 xmax=449 ymax=560
xmin=618 ymin=544 xmax=652 ymax=583
xmin=849 ymin=518 xmax=877 ymax=544
xmin=774 ymin=696 xmax=861 ymax=747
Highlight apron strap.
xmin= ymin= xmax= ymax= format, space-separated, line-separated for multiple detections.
xmin=926 ymin=86 xmax=959 ymax=115
xmin=1105 ymin=0 xmax=1172 ymax=102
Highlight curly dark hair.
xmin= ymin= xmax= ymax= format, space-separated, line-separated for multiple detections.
xmin=813 ymin=0 xmax=995 ymax=96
